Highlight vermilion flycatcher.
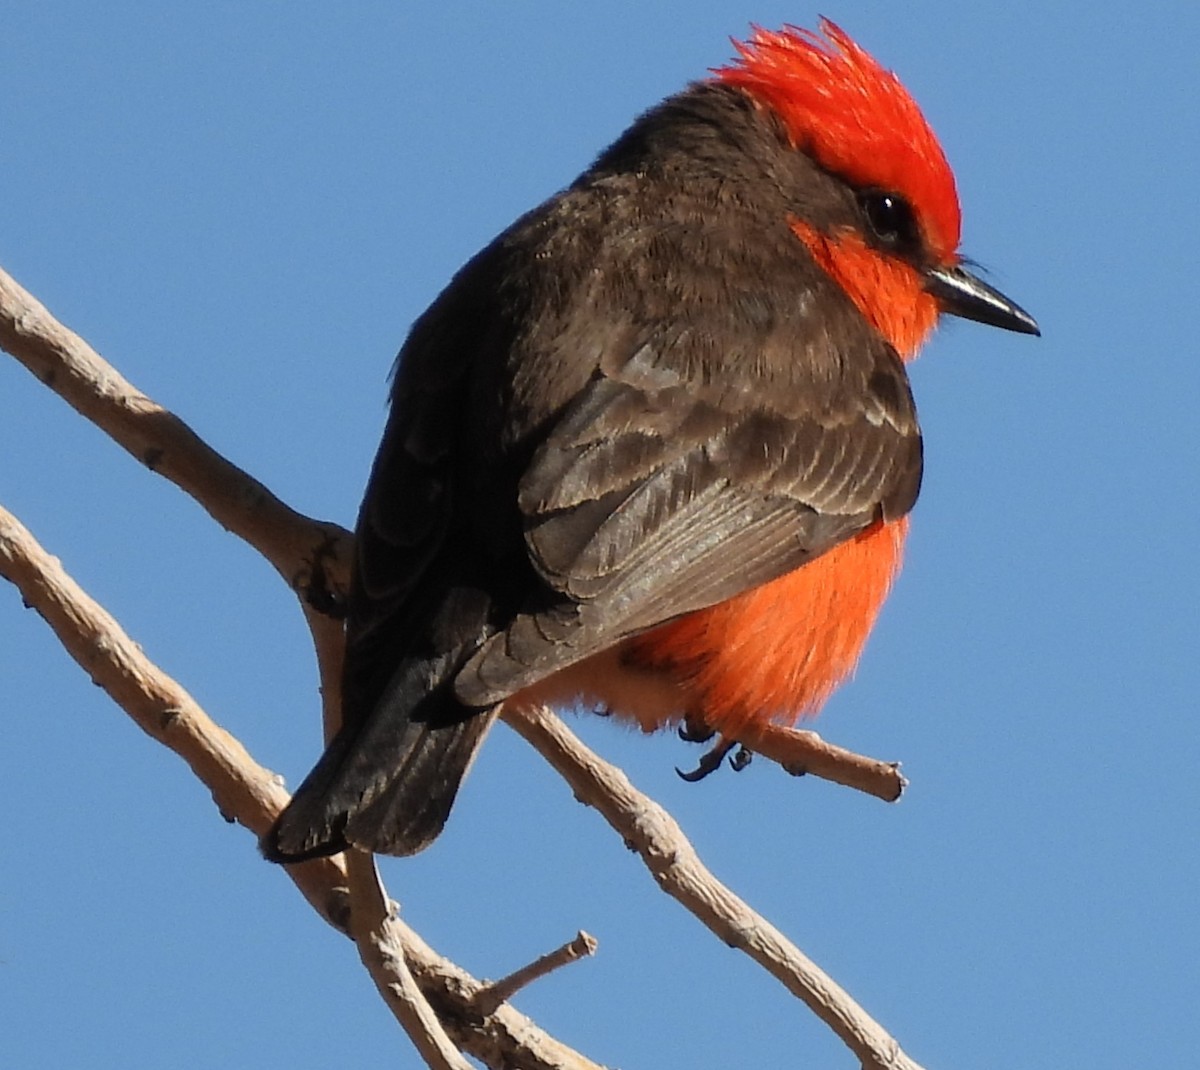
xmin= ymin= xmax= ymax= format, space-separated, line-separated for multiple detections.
xmin=265 ymin=20 xmax=1038 ymax=862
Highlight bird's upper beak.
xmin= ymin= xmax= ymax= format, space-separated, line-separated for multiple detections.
xmin=925 ymin=263 xmax=1040 ymax=336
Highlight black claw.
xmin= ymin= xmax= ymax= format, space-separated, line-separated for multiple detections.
xmin=676 ymin=736 xmax=738 ymax=782
xmin=302 ymin=536 xmax=350 ymax=620
xmin=730 ymin=746 xmax=753 ymax=772
xmin=678 ymin=715 xmax=715 ymax=744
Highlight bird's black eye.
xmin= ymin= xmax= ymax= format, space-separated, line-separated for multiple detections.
xmin=859 ymin=189 xmax=920 ymax=252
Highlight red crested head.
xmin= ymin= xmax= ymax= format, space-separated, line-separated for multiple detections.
xmin=715 ymin=19 xmax=961 ymax=264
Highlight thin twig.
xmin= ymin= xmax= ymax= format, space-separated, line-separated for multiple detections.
xmin=739 ymin=723 xmax=907 ymax=801
xmin=475 ymin=932 xmax=599 ymax=1016
xmin=503 ymin=702 xmax=927 ymax=1070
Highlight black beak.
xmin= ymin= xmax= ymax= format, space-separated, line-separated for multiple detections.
xmin=925 ymin=263 xmax=1040 ymax=336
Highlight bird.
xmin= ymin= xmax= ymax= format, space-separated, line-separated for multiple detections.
xmin=263 ymin=19 xmax=1038 ymax=863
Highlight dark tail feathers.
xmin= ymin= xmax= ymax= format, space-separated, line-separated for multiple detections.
xmin=262 ymin=696 xmax=497 ymax=863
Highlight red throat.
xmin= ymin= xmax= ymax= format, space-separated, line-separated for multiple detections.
xmin=791 ymin=221 xmax=940 ymax=359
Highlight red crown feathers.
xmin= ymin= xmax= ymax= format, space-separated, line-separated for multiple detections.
xmin=715 ymin=19 xmax=961 ymax=261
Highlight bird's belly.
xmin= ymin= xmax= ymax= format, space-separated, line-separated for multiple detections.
xmin=515 ymin=517 xmax=908 ymax=736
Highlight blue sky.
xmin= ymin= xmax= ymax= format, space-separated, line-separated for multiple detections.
xmin=2 ymin=3 xmax=1197 ymax=1068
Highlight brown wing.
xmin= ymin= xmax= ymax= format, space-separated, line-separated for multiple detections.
xmin=455 ymin=323 xmax=920 ymax=705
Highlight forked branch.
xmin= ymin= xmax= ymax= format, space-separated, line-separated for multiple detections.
xmin=0 ymin=504 xmax=607 ymax=1070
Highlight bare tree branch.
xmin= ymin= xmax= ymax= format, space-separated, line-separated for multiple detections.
xmin=0 ymin=263 xmax=353 ymax=603
xmin=345 ymin=851 xmax=474 ymax=1070
xmin=0 ymin=503 xmax=608 ymax=1070
xmin=475 ymin=931 xmax=599 ymax=1016
xmin=0 ymin=503 xmax=327 ymax=902
xmin=503 ymin=703 xmax=926 ymax=1070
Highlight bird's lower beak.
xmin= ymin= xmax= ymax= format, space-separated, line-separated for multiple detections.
xmin=925 ymin=263 xmax=1040 ymax=336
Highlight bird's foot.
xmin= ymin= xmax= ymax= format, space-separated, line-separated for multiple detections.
xmin=676 ymin=736 xmax=754 ymax=782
